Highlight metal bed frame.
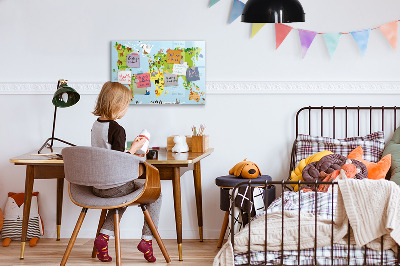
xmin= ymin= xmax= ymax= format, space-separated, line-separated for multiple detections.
xmin=230 ymin=106 xmax=400 ymax=266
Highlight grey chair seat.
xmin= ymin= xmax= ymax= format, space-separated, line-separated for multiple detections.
xmin=69 ymin=180 xmax=145 ymax=208
xmin=61 ymin=146 xmax=170 ymax=265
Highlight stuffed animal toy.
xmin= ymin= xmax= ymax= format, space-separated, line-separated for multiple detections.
xmin=229 ymin=159 xmax=261 ymax=179
xmin=172 ymin=135 xmax=189 ymax=153
xmin=1 ymin=192 xmax=44 ymax=247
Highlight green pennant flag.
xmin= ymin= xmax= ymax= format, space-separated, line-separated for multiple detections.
xmin=209 ymin=0 xmax=221 ymax=7
xmin=323 ymin=33 xmax=341 ymax=58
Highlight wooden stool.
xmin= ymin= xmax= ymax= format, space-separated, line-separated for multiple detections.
xmin=215 ymin=175 xmax=275 ymax=248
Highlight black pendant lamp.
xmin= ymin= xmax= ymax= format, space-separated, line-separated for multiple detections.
xmin=242 ymin=0 xmax=305 ymax=23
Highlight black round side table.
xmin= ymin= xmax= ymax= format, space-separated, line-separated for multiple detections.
xmin=215 ymin=175 xmax=275 ymax=248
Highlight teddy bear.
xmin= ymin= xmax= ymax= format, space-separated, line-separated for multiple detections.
xmin=172 ymin=135 xmax=189 ymax=153
xmin=1 ymin=192 xmax=44 ymax=247
xmin=229 ymin=159 xmax=261 ymax=179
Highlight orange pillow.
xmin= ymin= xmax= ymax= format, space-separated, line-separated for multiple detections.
xmin=347 ymin=146 xmax=391 ymax=180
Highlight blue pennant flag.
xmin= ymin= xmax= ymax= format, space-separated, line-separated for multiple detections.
xmin=351 ymin=29 xmax=371 ymax=55
xmin=209 ymin=0 xmax=221 ymax=7
xmin=229 ymin=0 xmax=245 ymax=23
xmin=323 ymin=33 xmax=341 ymax=58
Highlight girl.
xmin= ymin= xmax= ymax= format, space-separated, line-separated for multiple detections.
xmin=91 ymin=81 xmax=162 ymax=263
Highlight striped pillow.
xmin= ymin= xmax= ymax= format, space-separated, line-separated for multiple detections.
xmin=294 ymin=131 xmax=385 ymax=166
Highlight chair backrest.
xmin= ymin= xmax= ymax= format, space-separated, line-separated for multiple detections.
xmin=62 ymin=146 xmax=145 ymax=187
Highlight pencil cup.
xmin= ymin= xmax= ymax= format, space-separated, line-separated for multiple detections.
xmin=191 ymin=135 xmax=209 ymax=153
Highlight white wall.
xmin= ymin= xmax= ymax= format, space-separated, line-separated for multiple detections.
xmin=1 ymin=0 xmax=400 ymax=240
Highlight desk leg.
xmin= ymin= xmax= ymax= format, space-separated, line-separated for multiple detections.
xmin=56 ymin=178 xmax=64 ymax=241
xmin=193 ymin=161 xmax=203 ymax=242
xmin=20 ymin=165 xmax=34 ymax=259
xmin=172 ymin=167 xmax=183 ymax=261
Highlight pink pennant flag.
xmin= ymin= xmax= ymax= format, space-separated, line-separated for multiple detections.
xmin=298 ymin=29 xmax=317 ymax=58
xmin=378 ymin=21 xmax=398 ymax=50
xmin=275 ymin=23 xmax=293 ymax=49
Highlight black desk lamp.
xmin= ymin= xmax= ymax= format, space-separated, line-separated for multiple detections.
xmin=241 ymin=0 xmax=305 ymax=23
xmin=38 ymin=79 xmax=80 ymax=154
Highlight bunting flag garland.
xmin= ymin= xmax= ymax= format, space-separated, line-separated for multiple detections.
xmin=229 ymin=0 xmax=245 ymax=24
xmin=323 ymin=33 xmax=341 ymax=58
xmin=378 ymin=21 xmax=398 ymax=50
xmin=251 ymin=23 xmax=266 ymax=38
xmin=351 ymin=29 xmax=370 ymax=55
xmin=275 ymin=23 xmax=293 ymax=49
xmin=209 ymin=5 xmax=400 ymax=57
xmin=298 ymin=30 xmax=317 ymax=58
xmin=209 ymin=0 xmax=220 ymax=8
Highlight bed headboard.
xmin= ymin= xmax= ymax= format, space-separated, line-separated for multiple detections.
xmin=290 ymin=106 xmax=400 ymax=179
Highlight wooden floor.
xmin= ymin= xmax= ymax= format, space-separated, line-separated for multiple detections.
xmin=0 ymin=239 xmax=221 ymax=265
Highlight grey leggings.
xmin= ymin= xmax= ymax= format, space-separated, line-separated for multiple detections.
xmin=92 ymin=180 xmax=162 ymax=240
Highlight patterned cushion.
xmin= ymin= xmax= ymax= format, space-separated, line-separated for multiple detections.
xmin=295 ymin=131 xmax=385 ymax=166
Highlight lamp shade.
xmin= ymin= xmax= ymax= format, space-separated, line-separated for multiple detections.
xmin=241 ymin=0 xmax=305 ymax=23
xmin=52 ymin=84 xmax=80 ymax=108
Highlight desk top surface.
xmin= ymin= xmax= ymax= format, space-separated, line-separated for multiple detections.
xmin=10 ymin=147 xmax=214 ymax=166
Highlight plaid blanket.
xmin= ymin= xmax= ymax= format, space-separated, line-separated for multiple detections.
xmin=234 ymin=191 xmax=397 ymax=265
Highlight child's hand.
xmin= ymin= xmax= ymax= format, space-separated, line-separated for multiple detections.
xmin=129 ymin=137 xmax=147 ymax=155
xmin=134 ymin=148 xmax=149 ymax=157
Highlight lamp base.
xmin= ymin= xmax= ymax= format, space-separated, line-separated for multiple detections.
xmin=38 ymin=137 xmax=76 ymax=154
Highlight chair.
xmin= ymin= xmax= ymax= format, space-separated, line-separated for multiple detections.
xmin=60 ymin=146 xmax=171 ymax=265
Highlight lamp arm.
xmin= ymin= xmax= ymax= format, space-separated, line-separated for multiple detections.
xmin=50 ymin=105 xmax=57 ymax=148
xmin=50 ymin=79 xmax=61 ymax=148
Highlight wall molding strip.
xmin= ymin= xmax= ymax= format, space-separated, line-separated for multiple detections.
xmin=0 ymin=81 xmax=399 ymax=95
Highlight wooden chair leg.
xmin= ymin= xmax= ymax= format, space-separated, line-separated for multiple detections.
xmin=91 ymin=209 xmax=108 ymax=258
xmin=217 ymin=211 xmax=230 ymax=248
xmin=114 ymin=210 xmax=121 ymax=266
xmin=60 ymin=208 xmax=88 ymax=266
xmin=141 ymin=205 xmax=171 ymax=263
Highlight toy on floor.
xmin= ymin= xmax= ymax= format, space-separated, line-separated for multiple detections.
xmin=229 ymin=159 xmax=261 ymax=179
xmin=1 ymin=192 xmax=44 ymax=247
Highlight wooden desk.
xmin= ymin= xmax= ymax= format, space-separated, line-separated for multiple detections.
xmin=9 ymin=148 xmax=64 ymax=259
xmin=146 ymin=148 xmax=213 ymax=260
xmin=10 ymin=147 xmax=213 ymax=261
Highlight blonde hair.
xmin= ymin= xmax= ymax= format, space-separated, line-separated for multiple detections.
xmin=93 ymin=81 xmax=132 ymax=120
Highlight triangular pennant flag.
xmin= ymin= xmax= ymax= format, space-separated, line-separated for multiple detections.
xmin=351 ymin=29 xmax=370 ymax=55
xmin=251 ymin=23 xmax=266 ymax=38
xmin=298 ymin=29 xmax=317 ymax=58
xmin=323 ymin=33 xmax=341 ymax=58
xmin=209 ymin=0 xmax=220 ymax=7
xmin=378 ymin=21 xmax=398 ymax=50
xmin=229 ymin=0 xmax=245 ymax=24
xmin=275 ymin=23 xmax=293 ymax=49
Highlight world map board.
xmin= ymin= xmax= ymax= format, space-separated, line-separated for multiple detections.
xmin=111 ymin=41 xmax=205 ymax=105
